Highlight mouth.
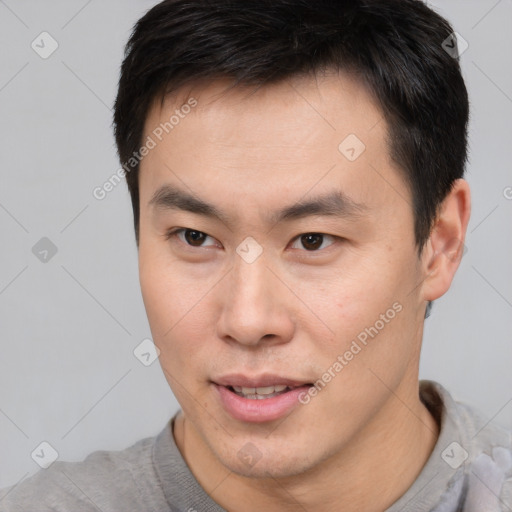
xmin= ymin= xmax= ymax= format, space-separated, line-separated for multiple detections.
xmin=226 ymin=384 xmax=306 ymax=400
xmin=211 ymin=375 xmax=314 ymax=422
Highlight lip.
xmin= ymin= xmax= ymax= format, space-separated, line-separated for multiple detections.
xmin=211 ymin=374 xmax=313 ymax=423
xmin=213 ymin=373 xmax=310 ymax=389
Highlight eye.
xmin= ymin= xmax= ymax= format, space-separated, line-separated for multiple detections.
xmin=165 ymin=228 xmax=219 ymax=248
xmin=290 ymin=233 xmax=337 ymax=251
xmin=165 ymin=229 xmax=338 ymax=253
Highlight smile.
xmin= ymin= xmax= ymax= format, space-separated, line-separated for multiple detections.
xmin=229 ymin=384 xmax=295 ymax=399
xmin=212 ymin=378 xmax=314 ymax=423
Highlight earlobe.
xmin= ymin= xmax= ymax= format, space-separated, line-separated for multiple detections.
xmin=421 ymin=179 xmax=471 ymax=302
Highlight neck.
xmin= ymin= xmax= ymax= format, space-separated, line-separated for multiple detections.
xmin=173 ymin=379 xmax=439 ymax=512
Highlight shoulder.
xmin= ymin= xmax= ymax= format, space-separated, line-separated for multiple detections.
xmin=455 ymin=396 xmax=512 ymax=510
xmin=422 ymin=380 xmax=512 ymax=510
xmin=0 ymin=434 xmax=163 ymax=512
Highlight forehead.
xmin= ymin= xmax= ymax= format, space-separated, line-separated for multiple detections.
xmin=139 ymin=71 xmax=409 ymax=225
xmin=146 ymin=71 xmax=385 ymax=148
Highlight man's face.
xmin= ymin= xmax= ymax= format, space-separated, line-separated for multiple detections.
xmin=138 ymin=72 xmax=429 ymax=477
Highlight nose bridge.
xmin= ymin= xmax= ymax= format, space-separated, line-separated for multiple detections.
xmin=229 ymin=249 xmax=273 ymax=316
xmin=217 ymin=246 xmax=292 ymax=346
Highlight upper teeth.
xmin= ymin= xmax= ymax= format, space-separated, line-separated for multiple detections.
xmin=233 ymin=385 xmax=289 ymax=395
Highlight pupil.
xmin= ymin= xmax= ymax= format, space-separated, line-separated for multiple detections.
xmin=185 ymin=230 xmax=205 ymax=246
xmin=302 ymin=233 xmax=322 ymax=251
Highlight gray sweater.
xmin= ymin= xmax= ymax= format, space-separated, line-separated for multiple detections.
xmin=1 ymin=380 xmax=511 ymax=512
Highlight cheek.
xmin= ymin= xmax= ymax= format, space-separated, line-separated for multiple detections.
xmin=139 ymin=240 xmax=190 ymax=322
xmin=139 ymin=250 xmax=217 ymax=365
xmin=139 ymin=260 xmax=174 ymax=333
xmin=311 ymin=261 xmax=414 ymax=361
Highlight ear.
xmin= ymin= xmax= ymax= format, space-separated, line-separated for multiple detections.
xmin=420 ymin=179 xmax=471 ymax=302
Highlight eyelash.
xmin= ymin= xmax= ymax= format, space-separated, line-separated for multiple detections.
xmin=164 ymin=228 xmax=339 ymax=253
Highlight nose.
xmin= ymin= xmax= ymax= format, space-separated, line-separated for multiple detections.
xmin=216 ymin=249 xmax=295 ymax=348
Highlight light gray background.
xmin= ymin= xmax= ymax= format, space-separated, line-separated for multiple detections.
xmin=0 ymin=0 xmax=511 ymax=490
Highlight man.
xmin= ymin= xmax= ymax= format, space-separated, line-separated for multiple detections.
xmin=1 ymin=0 xmax=510 ymax=511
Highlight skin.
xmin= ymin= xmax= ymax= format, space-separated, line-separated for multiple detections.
xmin=137 ymin=71 xmax=471 ymax=511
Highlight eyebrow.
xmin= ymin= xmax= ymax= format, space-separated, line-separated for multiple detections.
xmin=149 ymin=184 xmax=368 ymax=226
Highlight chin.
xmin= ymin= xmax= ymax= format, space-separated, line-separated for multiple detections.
xmin=213 ymin=438 xmax=319 ymax=479
xmin=229 ymin=457 xmax=312 ymax=479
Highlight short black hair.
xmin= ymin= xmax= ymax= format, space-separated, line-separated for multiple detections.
xmin=113 ymin=0 xmax=469 ymax=257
